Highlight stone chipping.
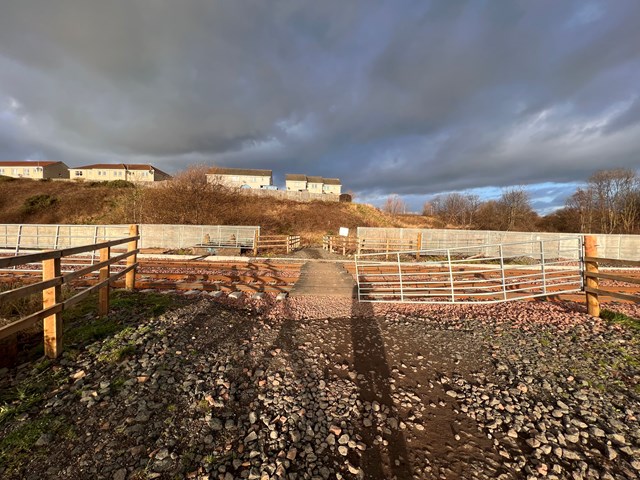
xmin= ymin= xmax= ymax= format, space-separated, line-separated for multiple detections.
xmin=0 ymin=293 xmax=638 ymax=480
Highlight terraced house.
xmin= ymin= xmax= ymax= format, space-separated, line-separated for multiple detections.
xmin=206 ymin=167 xmax=274 ymax=189
xmin=69 ymin=164 xmax=171 ymax=182
xmin=285 ymin=174 xmax=342 ymax=195
xmin=0 ymin=161 xmax=69 ymax=179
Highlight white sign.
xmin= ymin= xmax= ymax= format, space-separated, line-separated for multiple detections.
xmin=339 ymin=227 xmax=349 ymax=237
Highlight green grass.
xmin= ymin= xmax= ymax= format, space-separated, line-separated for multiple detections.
xmin=601 ymin=309 xmax=640 ymax=332
xmin=0 ymin=415 xmax=75 ymax=474
xmin=0 ymin=361 xmax=67 ymax=426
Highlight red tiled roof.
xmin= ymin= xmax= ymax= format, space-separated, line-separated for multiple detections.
xmin=71 ymin=163 xmax=170 ymax=176
xmin=0 ymin=161 xmax=62 ymax=167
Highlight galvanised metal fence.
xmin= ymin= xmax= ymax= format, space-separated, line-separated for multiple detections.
xmin=355 ymin=236 xmax=583 ymax=304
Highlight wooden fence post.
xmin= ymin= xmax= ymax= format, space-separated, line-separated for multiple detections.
xmin=253 ymin=230 xmax=259 ymax=256
xmin=385 ymin=238 xmax=390 ymax=260
xmin=286 ymin=236 xmax=291 ymax=254
xmin=99 ymin=246 xmax=110 ymax=316
xmin=43 ymin=256 xmax=62 ymax=358
xmin=126 ymin=224 xmax=138 ymax=290
xmin=584 ymin=235 xmax=600 ymax=317
xmin=416 ymin=233 xmax=422 ymax=260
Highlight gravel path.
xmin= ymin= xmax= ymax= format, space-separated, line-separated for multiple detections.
xmin=0 ymin=294 xmax=638 ymax=480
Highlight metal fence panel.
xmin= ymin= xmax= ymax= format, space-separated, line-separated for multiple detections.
xmin=355 ymin=236 xmax=583 ymax=304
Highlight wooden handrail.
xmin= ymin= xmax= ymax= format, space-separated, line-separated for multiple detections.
xmin=585 ymin=271 xmax=640 ymax=285
xmin=583 ymin=256 xmax=640 ymax=268
xmin=0 ymin=235 xmax=139 ymax=269
xmin=584 ymin=286 xmax=640 ymax=304
xmin=0 ymin=227 xmax=139 ymax=359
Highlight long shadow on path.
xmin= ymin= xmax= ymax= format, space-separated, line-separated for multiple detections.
xmin=350 ymin=302 xmax=413 ymax=479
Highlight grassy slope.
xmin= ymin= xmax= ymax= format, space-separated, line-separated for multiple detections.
xmin=0 ymin=177 xmax=124 ymax=224
xmin=0 ymin=177 xmax=435 ymax=242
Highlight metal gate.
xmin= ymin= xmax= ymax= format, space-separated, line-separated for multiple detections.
xmin=355 ymin=236 xmax=583 ymax=304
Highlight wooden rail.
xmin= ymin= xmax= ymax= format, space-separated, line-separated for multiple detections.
xmin=583 ymin=235 xmax=640 ymax=317
xmin=324 ymin=234 xmax=423 ymax=259
xmin=0 ymin=225 xmax=139 ymax=358
xmin=254 ymin=235 xmax=301 ymax=254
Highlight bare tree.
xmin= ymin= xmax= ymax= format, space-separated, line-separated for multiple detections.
xmin=588 ymin=168 xmax=640 ymax=233
xmin=497 ymin=187 xmax=537 ymax=231
xmin=429 ymin=193 xmax=480 ymax=227
xmin=142 ymin=165 xmax=232 ymax=224
xmin=383 ymin=194 xmax=406 ymax=215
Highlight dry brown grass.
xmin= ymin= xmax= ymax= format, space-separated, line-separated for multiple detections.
xmin=0 ymin=179 xmax=125 ymax=224
xmin=0 ymin=176 xmax=438 ymax=244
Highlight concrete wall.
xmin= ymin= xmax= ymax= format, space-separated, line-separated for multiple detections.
xmin=357 ymin=227 xmax=640 ymax=260
xmin=241 ymin=189 xmax=340 ymax=202
xmin=0 ymin=224 xmax=260 ymax=251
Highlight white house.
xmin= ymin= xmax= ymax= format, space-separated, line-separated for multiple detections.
xmin=0 ymin=161 xmax=69 ymax=179
xmin=69 ymin=164 xmax=171 ymax=182
xmin=285 ymin=174 xmax=342 ymax=195
xmin=207 ymin=167 xmax=273 ymax=189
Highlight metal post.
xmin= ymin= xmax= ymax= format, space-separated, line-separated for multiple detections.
xmin=447 ymin=250 xmax=455 ymax=302
xmin=397 ymin=253 xmax=404 ymax=302
xmin=15 ymin=224 xmax=22 ymax=256
xmin=354 ymin=255 xmax=361 ymax=301
xmin=54 ymin=225 xmax=60 ymax=250
xmin=540 ymin=240 xmax=547 ymax=295
xmin=91 ymin=226 xmax=99 ymax=265
xmin=499 ymin=244 xmax=507 ymax=301
xmin=98 ymin=246 xmax=110 ymax=316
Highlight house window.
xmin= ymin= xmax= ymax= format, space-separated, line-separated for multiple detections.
xmin=75 ymin=171 xmax=83 ymax=176
xmin=0 ymin=169 xmax=4 ymax=174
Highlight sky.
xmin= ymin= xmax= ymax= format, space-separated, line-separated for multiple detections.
xmin=1 ymin=1 xmax=639 ymax=214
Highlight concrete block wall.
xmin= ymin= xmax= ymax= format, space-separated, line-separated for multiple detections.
xmin=357 ymin=227 xmax=640 ymax=260
xmin=0 ymin=224 xmax=260 ymax=251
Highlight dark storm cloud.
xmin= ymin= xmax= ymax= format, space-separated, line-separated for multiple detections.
xmin=1 ymin=0 xmax=639 ymax=210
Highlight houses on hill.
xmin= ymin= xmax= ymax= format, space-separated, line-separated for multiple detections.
xmin=0 ymin=161 xmax=70 ymax=179
xmin=69 ymin=164 xmax=171 ymax=182
xmin=206 ymin=167 xmax=275 ymax=189
xmin=0 ymin=161 xmax=171 ymax=183
xmin=0 ymin=161 xmax=343 ymax=197
xmin=205 ymin=167 xmax=342 ymax=195
xmin=285 ymin=174 xmax=342 ymax=195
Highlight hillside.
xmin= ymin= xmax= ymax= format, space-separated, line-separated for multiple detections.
xmin=0 ymin=177 xmax=435 ymax=243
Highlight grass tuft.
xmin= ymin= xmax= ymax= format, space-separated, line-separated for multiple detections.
xmin=601 ymin=309 xmax=640 ymax=332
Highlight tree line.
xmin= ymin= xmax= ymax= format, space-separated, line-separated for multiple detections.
xmin=385 ymin=168 xmax=640 ymax=234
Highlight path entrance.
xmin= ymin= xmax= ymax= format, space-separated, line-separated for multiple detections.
xmin=289 ymin=250 xmax=355 ymax=298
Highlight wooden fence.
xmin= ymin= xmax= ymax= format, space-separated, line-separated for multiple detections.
xmin=253 ymin=235 xmax=301 ymax=255
xmin=583 ymin=235 xmax=640 ymax=317
xmin=0 ymin=225 xmax=139 ymax=358
xmin=323 ymin=234 xmax=423 ymax=258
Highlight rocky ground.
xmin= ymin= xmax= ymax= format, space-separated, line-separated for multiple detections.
xmin=0 ymin=293 xmax=639 ymax=480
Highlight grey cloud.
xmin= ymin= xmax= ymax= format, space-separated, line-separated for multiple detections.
xmin=0 ymin=0 xmax=639 ymax=211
